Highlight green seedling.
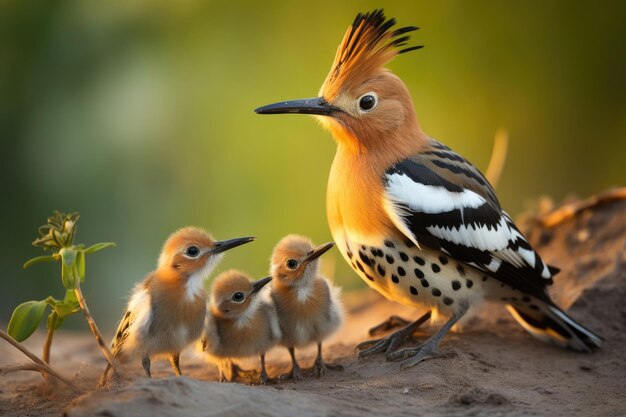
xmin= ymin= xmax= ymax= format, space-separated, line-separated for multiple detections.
xmin=7 ymin=211 xmax=119 ymax=375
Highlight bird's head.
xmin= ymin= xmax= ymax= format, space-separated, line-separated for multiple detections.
xmin=210 ymin=270 xmax=272 ymax=320
xmin=256 ymin=9 xmax=424 ymax=154
xmin=270 ymin=234 xmax=334 ymax=288
xmin=157 ymin=227 xmax=255 ymax=282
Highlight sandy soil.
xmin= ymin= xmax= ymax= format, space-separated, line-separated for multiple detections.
xmin=1 ymin=195 xmax=625 ymax=417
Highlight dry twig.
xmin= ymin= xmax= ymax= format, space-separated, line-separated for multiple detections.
xmin=0 ymin=329 xmax=81 ymax=392
xmin=74 ymin=286 xmax=120 ymax=373
xmin=539 ymin=187 xmax=626 ymax=227
xmin=485 ymin=129 xmax=509 ymax=188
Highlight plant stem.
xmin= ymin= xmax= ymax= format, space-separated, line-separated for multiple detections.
xmin=43 ymin=312 xmax=57 ymax=364
xmin=74 ymin=284 xmax=119 ymax=372
xmin=0 ymin=329 xmax=80 ymax=392
xmin=41 ymin=312 xmax=57 ymax=382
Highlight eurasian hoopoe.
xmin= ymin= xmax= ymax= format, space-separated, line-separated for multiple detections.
xmin=256 ymin=10 xmax=601 ymax=367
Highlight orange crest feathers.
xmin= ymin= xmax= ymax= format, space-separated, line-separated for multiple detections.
xmin=320 ymin=9 xmax=422 ymax=100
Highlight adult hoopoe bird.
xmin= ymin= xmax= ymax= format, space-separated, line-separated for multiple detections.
xmin=256 ymin=9 xmax=602 ymax=367
xmin=269 ymin=235 xmax=343 ymax=380
xmin=98 ymin=227 xmax=254 ymax=386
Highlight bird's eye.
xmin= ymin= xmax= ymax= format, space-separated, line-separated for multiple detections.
xmin=185 ymin=245 xmax=200 ymax=258
xmin=286 ymin=259 xmax=298 ymax=270
xmin=232 ymin=292 xmax=245 ymax=302
xmin=358 ymin=93 xmax=378 ymax=112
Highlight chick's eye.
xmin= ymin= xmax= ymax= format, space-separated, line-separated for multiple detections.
xmin=232 ymin=292 xmax=244 ymax=302
xmin=185 ymin=246 xmax=200 ymax=257
xmin=286 ymin=259 xmax=298 ymax=270
xmin=358 ymin=93 xmax=377 ymax=112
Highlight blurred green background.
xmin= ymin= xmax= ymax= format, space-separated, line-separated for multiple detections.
xmin=1 ymin=1 xmax=624 ymax=331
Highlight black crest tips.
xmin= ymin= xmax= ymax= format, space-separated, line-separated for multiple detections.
xmin=322 ymin=9 xmax=423 ymax=95
xmin=348 ymin=9 xmax=423 ymax=55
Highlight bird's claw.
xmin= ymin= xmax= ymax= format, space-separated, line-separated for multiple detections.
xmin=279 ymin=366 xmax=305 ymax=383
xmin=386 ymin=345 xmax=422 ymax=361
xmin=387 ymin=345 xmax=457 ymax=368
xmin=253 ymin=370 xmax=275 ymax=385
xmin=308 ymin=360 xmax=344 ymax=378
xmin=368 ymin=315 xmax=412 ymax=336
xmin=229 ymin=364 xmax=260 ymax=383
xmin=357 ymin=328 xmax=421 ymax=359
xmin=358 ymin=313 xmax=431 ymax=359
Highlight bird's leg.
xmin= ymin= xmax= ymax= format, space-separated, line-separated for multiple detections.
xmin=169 ymin=353 xmax=182 ymax=376
xmin=229 ymin=360 xmax=239 ymax=382
xmin=228 ymin=361 xmax=259 ymax=383
xmin=141 ymin=356 xmax=151 ymax=378
xmin=221 ymin=360 xmax=235 ymax=382
xmin=387 ymin=304 xmax=467 ymax=368
xmin=280 ymin=347 xmax=304 ymax=382
xmin=368 ymin=315 xmax=413 ymax=337
xmin=357 ymin=311 xmax=431 ymax=358
xmin=218 ymin=360 xmax=228 ymax=382
xmin=311 ymin=342 xmax=344 ymax=377
xmin=258 ymin=353 xmax=268 ymax=385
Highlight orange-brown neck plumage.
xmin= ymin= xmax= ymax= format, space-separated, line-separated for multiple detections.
xmin=318 ymin=10 xmax=428 ymax=158
xmin=314 ymin=11 xmax=429 ymax=241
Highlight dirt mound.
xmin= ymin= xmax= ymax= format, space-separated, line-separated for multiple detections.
xmin=1 ymin=192 xmax=625 ymax=417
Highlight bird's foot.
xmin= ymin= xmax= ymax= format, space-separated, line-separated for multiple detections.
xmin=386 ymin=344 xmax=457 ymax=368
xmin=252 ymin=369 xmax=274 ymax=385
xmin=232 ymin=364 xmax=260 ymax=383
xmin=279 ymin=365 xmax=305 ymax=383
xmin=357 ymin=330 xmax=420 ymax=359
xmin=367 ymin=315 xmax=412 ymax=336
xmin=357 ymin=312 xmax=431 ymax=359
xmin=305 ymin=359 xmax=344 ymax=378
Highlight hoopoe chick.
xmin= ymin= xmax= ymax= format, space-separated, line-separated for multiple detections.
xmin=98 ymin=227 xmax=254 ymax=386
xmin=270 ymin=235 xmax=343 ymax=381
xmin=199 ymin=270 xmax=279 ymax=384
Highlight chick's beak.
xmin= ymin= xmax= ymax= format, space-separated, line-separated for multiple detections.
xmin=251 ymin=276 xmax=272 ymax=294
xmin=210 ymin=236 xmax=255 ymax=254
xmin=254 ymin=97 xmax=340 ymax=116
xmin=303 ymin=242 xmax=335 ymax=264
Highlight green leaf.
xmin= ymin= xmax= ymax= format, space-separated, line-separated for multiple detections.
xmin=53 ymin=300 xmax=79 ymax=318
xmin=53 ymin=316 xmax=65 ymax=330
xmin=8 ymin=300 xmax=47 ymax=342
xmin=44 ymin=296 xmax=59 ymax=308
xmin=76 ymin=250 xmax=85 ymax=282
xmin=23 ymin=254 xmax=58 ymax=269
xmin=52 ymin=290 xmax=80 ymax=319
xmin=46 ymin=310 xmax=64 ymax=331
xmin=83 ymin=242 xmax=116 ymax=255
xmin=63 ymin=289 xmax=78 ymax=305
xmin=60 ymin=248 xmax=79 ymax=289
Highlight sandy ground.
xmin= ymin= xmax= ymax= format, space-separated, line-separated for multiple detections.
xmin=1 ymin=195 xmax=625 ymax=417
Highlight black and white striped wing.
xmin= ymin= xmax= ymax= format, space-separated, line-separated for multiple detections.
xmin=110 ymin=310 xmax=132 ymax=357
xmin=382 ymin=147 xmax=557 ymax=300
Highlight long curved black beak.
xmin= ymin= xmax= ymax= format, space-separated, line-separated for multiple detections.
xmin=255 ymin=97 xmax=340 ymax=116
xmin=303 ymin=242 xmax=335 ymax=263
xmin=251 ymin=276 xmax=272 ymax=294
xmin=210 ymin=236 xmax=255 ymax=254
